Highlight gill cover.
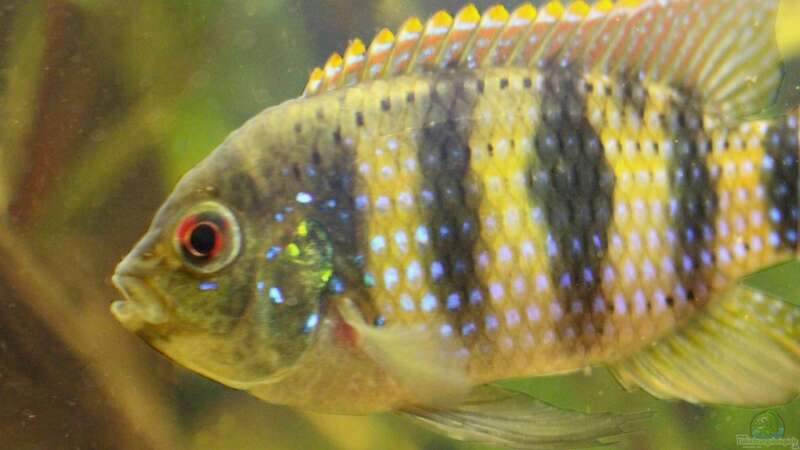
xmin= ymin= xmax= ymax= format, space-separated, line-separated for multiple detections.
xmin=260 ymin=219 xmax=334 ymax=373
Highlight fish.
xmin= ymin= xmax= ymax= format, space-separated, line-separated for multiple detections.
xmin=110 ymin=1 xmax=800 ymax=448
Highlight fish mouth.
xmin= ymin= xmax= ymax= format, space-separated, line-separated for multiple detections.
xmin=111 ymin=273 xmax=169 ymax=331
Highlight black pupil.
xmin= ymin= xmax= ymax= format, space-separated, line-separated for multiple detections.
xmin=190 ymin=223 xmax=217 ymax=256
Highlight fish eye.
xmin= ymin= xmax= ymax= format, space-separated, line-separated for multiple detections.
xmin=182 ymin=221 xmax=221 ymax=258
xmin=174 ymin=201 xmax=241 ymax=273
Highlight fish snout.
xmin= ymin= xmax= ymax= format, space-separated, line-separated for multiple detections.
xmin=114 ymin=231 xmax=164 ymax=277
xmin=111 ymin=244 xmax=169 ymax=331
xmin=111 ymin=273 xmax=170 ymax=331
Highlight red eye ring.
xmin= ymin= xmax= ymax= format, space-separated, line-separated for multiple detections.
xmin=173 ymin=202 xmax=241 ymax=274
xmin=178 ymin=217 xmax=224 ymax=260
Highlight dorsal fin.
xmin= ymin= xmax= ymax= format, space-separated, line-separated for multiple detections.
xmin=302 ymin=0 xmax=798 ymax=122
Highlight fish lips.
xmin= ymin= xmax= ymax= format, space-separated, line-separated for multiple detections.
xmin=111 ymin=273 xmax=169 ymax=332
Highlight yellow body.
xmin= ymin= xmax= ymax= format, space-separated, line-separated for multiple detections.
xmin=234 ymin=71 xmax=798 ymax=403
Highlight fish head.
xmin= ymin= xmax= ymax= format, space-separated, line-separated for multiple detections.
xmin=110 ymin=150 xmax=333 ymax=389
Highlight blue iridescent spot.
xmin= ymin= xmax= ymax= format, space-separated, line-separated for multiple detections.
xmin=400 ymin=294 xmax=415 ymax=311
xmin=371 ymin=236 xmax=387 ymax=253
xmin=770 ymin=208 xmax=783 ymax=223
xmin=394 ymin=231 xmax=409 ymax=250
xmin=375 ymin=196 xmax=391 ymax=211
xmin=583 ymin=268 xmax=594 ymax=283
xmin=485 ymin=315 xmax=499 ymax=331
xmin=462 ymin=322 xmax=476 ymax=336
xmin=296 ymin=192 xmax=314 ymax=204
xmin=325 ymin=199 xmax=337 ymax=208
xmin=199 ymin=281 xmax=218 ymax=291
xmin=560 ymin=273 xmax=572 ymax=288
xmin=363 ymin=273 xmax=376 ymax=287
xmin=256 ymin=281 xmax=265 ymax=292
xmin=703 ymin=225 xmax=715 ymax=242
xmin=546 ymin=235 xmax=558 ymax=256
xmin=415 ymin=226 xmax=430 ymax=245
xmin=383 ymin=268 xmax=399 ymax=290
xmin=440 ymin=324 xmax=453 ymax=337
xmin=571 ymin=238 xmax=582 ymax=253
xmin=421 ymin=293 xmax=438 ymax=312
xmin=469 ymin=289 xmax=483 ymax=305
xmin=439 ymin=225 xmax=451 ymax=238
xmin=355 ymin=195 xmax=369 ymax=210
xmin=330 ymin=276 xmax=345 ymax=294
xmin=274 ymin=213 xmax=286 ymax=222
xmin=374 ymin=316 xmax=386 ymax=327
xmin=304 ymin=313 xmax=319 ymax=333
xmin=701 ymin=250 xmax=713 ymax=267
xmin=353 ymin=254 xmax=365 ymax=267
xmin=446 ymin=293 xmax=461 ymax=310
xmin=763 ymin=155 xmax=775 ymax=170
xmin=489 ymin=283 xmax=504 ymax=301
xmin=269 ymin=287 xmax=284 ymax=304
xmin=430 ymin=261 xmax=445 ymax=281
xmin=265 ymin=246 xmax=282 ymax=261
xmin=682 ymin=254 xmax=694 ymax=271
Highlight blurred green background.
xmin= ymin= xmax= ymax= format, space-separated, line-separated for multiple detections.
xmin=0 ymin=1 xmax=798 ymax=449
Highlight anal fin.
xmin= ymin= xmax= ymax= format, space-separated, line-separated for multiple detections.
xmin=402 ymin=385 xmax=649 ymax=450
xmin=610 ymin=263 xmax=800 ymax=407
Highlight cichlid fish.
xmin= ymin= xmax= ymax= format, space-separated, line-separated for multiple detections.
xmin=111 ymin=0 xmax=800 ymax=448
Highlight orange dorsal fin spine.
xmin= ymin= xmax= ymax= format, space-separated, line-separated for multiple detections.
xmin=302 ymin=0 xmax=797 ymax=123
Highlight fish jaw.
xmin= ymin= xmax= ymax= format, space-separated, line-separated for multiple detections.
xmin=110 ymin=230 xmax=172 ymax=331
xmin=111 ymin=273 xmax=169 ymax=332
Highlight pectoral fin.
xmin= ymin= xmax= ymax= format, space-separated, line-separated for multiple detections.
xmin=337 ymin=298 xmax=471 ymax=406
xmin=402 ymin=385 xmax=649 ymax=450
xmin=610 ymin=261 xmax=800 ymax=407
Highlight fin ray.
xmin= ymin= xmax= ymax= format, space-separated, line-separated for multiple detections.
xmin=402 ymin=385 xmax=649 ymax=450
xmin=610 ymin=276 xmax=800 ymax=407
xmin=302 ymin=0 xmax=797 ymax=121
xmin=336 ymin=298 xmax=471 ymax=406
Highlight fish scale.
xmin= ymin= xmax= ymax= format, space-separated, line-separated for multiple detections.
xmin=223 ymin=69 xmax=799 ymax=381
xmin=327 ymin=63 xmax=797 ymax=380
